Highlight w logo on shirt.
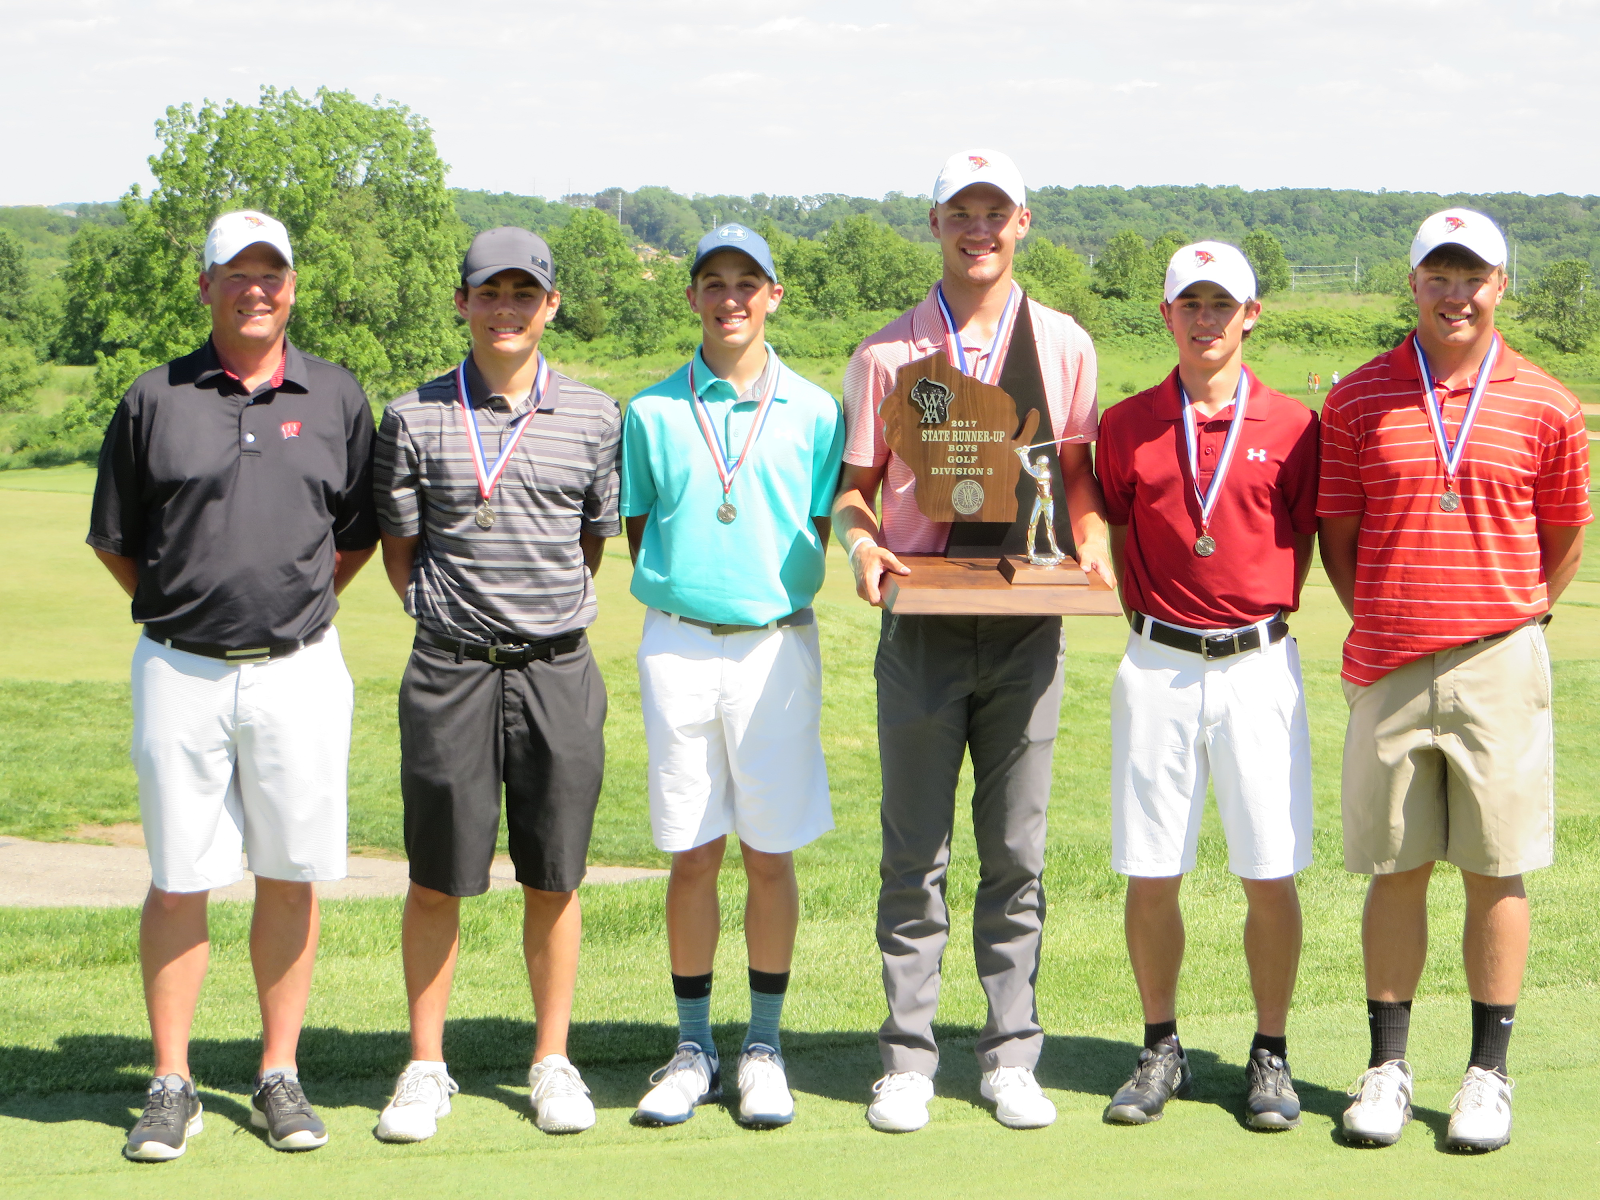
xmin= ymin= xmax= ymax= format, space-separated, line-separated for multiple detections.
xmin=280 ymin=421 xmax=302 ymax=439
xmin=1246 ymin=448 xmax=1267 ymax=462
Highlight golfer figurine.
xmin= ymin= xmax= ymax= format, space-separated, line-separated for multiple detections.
xmin=1015 ymin=446 xmax=1065 ymax=565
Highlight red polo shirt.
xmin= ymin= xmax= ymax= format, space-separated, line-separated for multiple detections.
xmin=1098 ymin=367 xmax=1319 ymax=629
xmin=1317 ymin=333 xmax=1590 ymax=686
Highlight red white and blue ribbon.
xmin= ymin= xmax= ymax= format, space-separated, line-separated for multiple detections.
xmin=1412 ymin=334 xmax=1499 ymax=484
xmin=687 ymin=354 xmax=781 ymax=501
xmin=456 ymin=355 xmax=549 ymax=501
xmin=1179 ymin=368 xmax=1250 ymax=533
xmin=935 ymin=281 xmax=1021 ymax=384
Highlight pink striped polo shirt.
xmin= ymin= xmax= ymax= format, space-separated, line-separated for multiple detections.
xmin=1317 ymin=332 xmax=1591 ymax=686
xmin=842 ymin=284 xmax=1099 ymax=553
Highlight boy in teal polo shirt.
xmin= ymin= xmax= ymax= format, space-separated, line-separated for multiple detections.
xmin=621 ymin=223 xmax=843 ymax=1129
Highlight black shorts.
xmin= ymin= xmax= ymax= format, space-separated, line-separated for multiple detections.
xmin=398 ymin=632 xmax=606 ymax=896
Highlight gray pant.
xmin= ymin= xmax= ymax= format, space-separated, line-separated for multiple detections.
xmin=874 ymin=612 xmax=1065 ymax=1075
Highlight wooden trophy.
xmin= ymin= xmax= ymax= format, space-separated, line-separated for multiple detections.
xmin=878 ymin=351 xmax=1121 ymax=616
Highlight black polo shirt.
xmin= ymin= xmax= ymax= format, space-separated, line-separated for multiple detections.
xmin=87 ymin=339 xmax=378 ymax=648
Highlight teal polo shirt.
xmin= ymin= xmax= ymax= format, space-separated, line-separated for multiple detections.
xmin=620 ymin=345 xmax=845 ymax=626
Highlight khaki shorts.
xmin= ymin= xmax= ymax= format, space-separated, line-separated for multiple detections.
xmin=1340 ymin=621 xmax=1554 ymax=877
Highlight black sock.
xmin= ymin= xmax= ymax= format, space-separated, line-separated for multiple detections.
xmin=1251 ymin=1032 xmax=1288 ymax=1061
xmin=1468 ymin=1001 xmax=1516 ymax=1075
xmin=1367 ymin=999 xmax=1412 ymax=1068
xmin=670 ymin=971 xmax=712 ymax=1000
xmin=748 ymin=968 xmax=790 ymax=995
xmin=1144 ymin=1020 xmax=1179 ymax=1051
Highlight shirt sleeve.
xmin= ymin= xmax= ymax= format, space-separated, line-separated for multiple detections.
xmin=1316 ymin=393 xmax=1366 ymax=518
xmin=334 ymin=385 xmax=379 ymax=551
xmin=582 ymin=400 xmax=623 ymax=538
xmin=618 ymin=400 xmax=658 ymax=518
xmin=1533 ymin=400 xmax=1594 ymax=526
xmin=1095 ymin=406 xmax=1133 ymax=525
xmin=1283 ymin=409 xmax=1322 ymax=535
xmin=86 ymin=392 xmax=142 ymax=557
xmin=1057 ymin=322 xmax=1100 ymax=444
xmin=841 ymin=346 xmax=891 ymax=469
xmin=374 ymin=403 xmax=422 ymax=539
xmin=811 ymin=398 xmax=846 ymax=519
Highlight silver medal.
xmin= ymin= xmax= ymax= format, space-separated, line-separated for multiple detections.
xmin=1194 ymin=534 xmax=1217 ymax=557
xmin=475 ymin=501 xmax=495 ymax=529
xmin=717 ymin=502 xmax=737 ymax=524
xmin=1439 ymin=490 xmax=1460 ymax=513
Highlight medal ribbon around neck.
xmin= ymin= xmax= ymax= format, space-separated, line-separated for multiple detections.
xmin=687 ymin=354 xmax=781 ymax=505
xmin=1180 ymin=369 xmax=1251 ymax=537
xmin=456 ymin=355 xmax=549 ymax=503
xmin=1412 ymin=333 xmax=1499 ymax=489
xmin=935 ymin=281 xmax=1021 ymax=385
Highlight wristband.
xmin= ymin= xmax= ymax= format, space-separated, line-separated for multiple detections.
xmin=848 ymin=535 xmax=878 ymax=567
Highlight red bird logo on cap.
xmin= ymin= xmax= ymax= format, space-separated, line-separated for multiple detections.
xmin=244 ymin=215 xmax=265 ymax=227
xmin=968 ymin=155 xmax=989 ymax=170
xmin=1445 ymin=216 xmax=1466 ymax=231
xmin=1195 ymin=250 xmax=1216 ymax=265
xmin=280 ymin=421 xmax=301 ymax=439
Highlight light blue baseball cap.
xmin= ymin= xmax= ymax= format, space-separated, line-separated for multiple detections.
xmin=689 ymin=223 xmax=778 ymax=283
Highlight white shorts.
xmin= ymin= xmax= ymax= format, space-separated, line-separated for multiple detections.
xmin=131 ymin=628 xmax=354 ymax=893
xmin=1110 ymin=615 xmax=1313 ymax=880
xmin=637 ymin=608 xmax=833 ymax=855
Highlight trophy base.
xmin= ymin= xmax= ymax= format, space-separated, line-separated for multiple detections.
xmin=882 ymin=556 xmax=1122 ymax=616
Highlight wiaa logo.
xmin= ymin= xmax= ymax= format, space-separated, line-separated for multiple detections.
xmin=909 ymin=377 xmax=954 ymax=425
xmin=1444 ymin=215 xmax=1466 ymax=232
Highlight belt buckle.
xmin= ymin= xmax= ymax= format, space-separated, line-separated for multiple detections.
xmin=1204 ymin=631 xmax=1244 ymax=659
xmin=225 ymin=646 xmax=271 ymax=662
xmin=488 ymin=643 xmax=530 ymax=666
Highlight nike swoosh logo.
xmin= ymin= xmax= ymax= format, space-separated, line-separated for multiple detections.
xmin=1500 ymin=1018 xmax=1514 ymax=1025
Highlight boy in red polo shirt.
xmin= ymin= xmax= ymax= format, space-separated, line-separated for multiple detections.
xmin=1096 ymin=242 xmax=1318 ymax=1131
xmin=1320 ymin=209 xmax=1588 ymax=1153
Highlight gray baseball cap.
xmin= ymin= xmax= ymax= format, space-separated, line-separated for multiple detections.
xmin=690 ymin=223 xmax=778 ymax=283
xmin=460 ymin=226 xmax=556 ymax=290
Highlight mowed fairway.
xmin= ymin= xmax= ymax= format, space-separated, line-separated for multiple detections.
xmin=2 ymin=464 xmax=1599 ymax=1199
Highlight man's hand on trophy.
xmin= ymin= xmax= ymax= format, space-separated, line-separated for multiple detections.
xmin=1076 ymin=540 xmax=1118 ymax=591
xmin=853 ymin=542 xmax=911 ymax=608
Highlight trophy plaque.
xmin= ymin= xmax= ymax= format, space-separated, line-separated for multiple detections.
xmin=878 ymin=350 xmax=1121 ymax=616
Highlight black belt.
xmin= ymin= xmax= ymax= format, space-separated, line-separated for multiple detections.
xmin=147 ymin=624 xmax=328 ymax=663
xmin=666 ymin=607 xmax=814 ymax=637
xmin=1131 ymin=612 xmax=1288 ymax=660
xmin=418 ymin=627 xmax=585 ymax=667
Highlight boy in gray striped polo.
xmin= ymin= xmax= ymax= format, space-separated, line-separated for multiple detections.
xmin=371 ymin=227 xmax=622 ymax=1141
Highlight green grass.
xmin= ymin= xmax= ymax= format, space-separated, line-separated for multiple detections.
xmin=3 ymin=397 xmax=1600 ymax=1193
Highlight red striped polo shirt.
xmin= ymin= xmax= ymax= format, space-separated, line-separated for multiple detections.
xmin=1317 ymin=332 xmax=1591 ymax=686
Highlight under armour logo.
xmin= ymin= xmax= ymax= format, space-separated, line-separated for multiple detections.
xmin=719 ymin=225 xmax=747 ymax=240
xmin=909 ymin=377 xmax=954 ymax=425
xmin=1246 ymin=448 xmax=1267 ymax=462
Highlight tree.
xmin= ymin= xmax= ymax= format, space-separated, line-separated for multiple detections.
xmin=1517 ymin=259 xmax=1600 ymax=354
xmin=0 ymin=345 xmax=46 ymax=412
xmin=54 ymin=86 xmax=465 ymax=443
xmin=1013 ymin=237 xmax=1101 ymax=329
xmin=545 ymin=207 xmax=646 ymax=342
xmin=1094 ymin=230 xmax=1157 ymax=300
xmin=0 ymin=230 xmax=27 ymax=322
xmin=1241 ymin=230 xmax=1291 ymax=295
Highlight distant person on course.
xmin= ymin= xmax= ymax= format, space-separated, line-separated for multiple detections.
xmin=833 ymin=149 xmax=1114 ymax=1134
xmin=621 ymin=223 xmax=844 ymax=1129
xmin=371 ymin=227 xmax=621 ymax=1141
xmin=1330 ymin=369 xmax=1341 ymax=389
xmin=88 ymin=210 xmax=378 ymax=1161
xmin=1319 ymin=208 xmax=1589 ymax=1153
xmin=1096 ymin=242 xmax=1318 ymax=1131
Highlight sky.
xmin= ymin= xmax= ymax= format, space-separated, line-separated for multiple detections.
xmin=2 ymin=0 xmax=1598 ymax=207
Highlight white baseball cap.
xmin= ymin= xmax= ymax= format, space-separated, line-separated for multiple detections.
xmin=933 ymin=149 xmax=1026 ymax=208
xmin=1409 ymin=207 xmax=1507 ymax=269
xmin=203 ymin=210 xmax=294 ymax=270
xmin=1163 ymin=241 xmax=1257 ymax=304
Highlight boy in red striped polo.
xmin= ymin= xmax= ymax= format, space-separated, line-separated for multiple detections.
xmin=1097 ymin=242 xmax=1318 ymax=1131
xmin=1319 ymin=209 xmax=1589 ymax=1153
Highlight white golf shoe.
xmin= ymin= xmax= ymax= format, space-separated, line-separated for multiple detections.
xmin=1447 ymin=1067 xmax=1514 ymax=1152
xmin=1342 ymin=1059 xmax=1413 ymax=1146
xmin=866 ymin=1071 xmax=934 ymax=1133
xmin=636 ymin=1042 xmax=721 ymax=1125
xmin=736 ymin=1043 xmax=795 ymax=1127
xmin=528 ymin=1055 xmax=596 ymax=1134
xmin=981 ymin=1065 xmax=1057 ymax=1129
xmin=375 ymin=1062 xmax=458 ymax=1143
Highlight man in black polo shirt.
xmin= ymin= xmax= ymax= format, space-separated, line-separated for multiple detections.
xmin=371 ymin=227 xmax=621 ymax=1141
xmin=88 ymin=210 xmax=377 ymax=1161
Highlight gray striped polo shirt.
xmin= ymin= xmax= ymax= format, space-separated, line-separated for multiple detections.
xmin=375 ymin=358 xmax=621 ymax=642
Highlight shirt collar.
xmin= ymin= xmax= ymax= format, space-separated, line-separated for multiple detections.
xmin=196 ymin=338 xmax=299 ymax=393
xmin=462 ymin=355 xmax=559 ymax=416
xmin=1150 ymin=365 xmax=1271 ymax=422
xmin=690 ymin=343 xmax=787 ymax=404
xmin=1390 ymin=331 xmax=1520 ymax=386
